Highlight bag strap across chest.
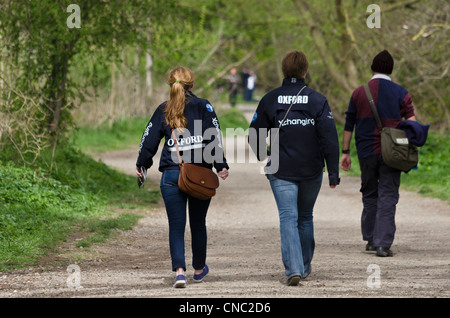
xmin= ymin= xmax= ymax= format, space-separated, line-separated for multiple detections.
xmin=364 ymin=83 xmax=383 ymax=131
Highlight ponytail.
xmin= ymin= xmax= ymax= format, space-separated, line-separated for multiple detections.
xmin=165 ymin=66 xmax=194 ymax=130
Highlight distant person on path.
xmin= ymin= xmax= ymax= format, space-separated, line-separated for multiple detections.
xmin=246 ymin=70 xmax=257 ymax=102
xmin=241 ymin=68 xmax=249 ymax=101
xmin=228 ymin=68 xmax=238 ymax=107
xmin=340 ymin=50 xmax=416 ymax=257
xmin=136 ymin=66 xmax=229 ymax=288
xmin=249 ymin=50 xmax=340 ymax=286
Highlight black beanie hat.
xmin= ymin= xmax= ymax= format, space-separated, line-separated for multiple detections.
xmin=371 ymin=50 xmax=394 ymax=74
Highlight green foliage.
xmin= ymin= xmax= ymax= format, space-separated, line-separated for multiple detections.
xmin=400 ymin=131 xmax=450 ymax=202
xmin=0 ymin=0 xmax=158 ymax=142
xmin=76 ymin=213 xmax=143 ymax=248
xmin=0 ymin=144 xmax=160 ymax=271
xmin=0 ymin=161 xmax=104 ymax=270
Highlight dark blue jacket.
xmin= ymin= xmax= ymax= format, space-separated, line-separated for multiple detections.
xmin=136 ymin=92 xmax=229 ymax=172
xmin=249 ymin=78 xmax=340 ymax=185
xmin=397 ymin=120 xmax=429 ymax=147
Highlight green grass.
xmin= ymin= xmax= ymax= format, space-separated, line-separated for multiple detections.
xmin=72 ymin=117 xmax=149 ymax=153
xmin=76 ymin=212 xmax=143 ymax=248
xmin=0 ymin=161 xmax=101 ymax=269
xmin=0 ymin=144 xmax=160 ymax=272
xmin=399 ymin=130 xmax=450 ymax=201
xmin=217 ymin=107 xmax=251 ymax=136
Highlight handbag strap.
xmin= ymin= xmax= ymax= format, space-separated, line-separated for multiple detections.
xmin=273 ymin=85 xmax=307 ymax=142
xmin=278 ymin=85 xmax=307 ymax=129
xmin=171 ymin=129 xmax=183 ymax=166
xmin=364 ymin=83 xmax=383 ymax=131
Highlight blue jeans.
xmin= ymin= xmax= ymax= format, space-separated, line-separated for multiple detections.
xmin=160 ymin=169 xmax=211 ymax=272
xmin=268 ymin=172 xmax=323 ymax=279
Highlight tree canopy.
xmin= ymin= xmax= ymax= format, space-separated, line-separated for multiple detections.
xmin=1 ymin=0 xmax=448 ymax=165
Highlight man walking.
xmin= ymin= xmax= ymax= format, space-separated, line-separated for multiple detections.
xmin=340 ymin=50 xmax=416 ymax=257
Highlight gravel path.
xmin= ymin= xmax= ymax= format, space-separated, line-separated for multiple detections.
xmin=1 ymin=136 xmax=449 ymax=299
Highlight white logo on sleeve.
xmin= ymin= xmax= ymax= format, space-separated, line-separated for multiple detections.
xmin=139 ymin=122 xmax=153 ymax=152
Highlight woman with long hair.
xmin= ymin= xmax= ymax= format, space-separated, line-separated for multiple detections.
xmin=136 ymin=66 xmax=229 ymax=288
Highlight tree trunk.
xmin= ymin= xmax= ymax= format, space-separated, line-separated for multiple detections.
xmin=291 ymin=0 xmax=357 ymax=95
xmin=145 ymin=47 xmax=153 ymax=99
xmin=134 ymin=48 xmax=140 ymax=115
xmin=335 ymin=0 xmax=359 ymax=89
xmin=268 ymin=15 xmax=283 ymax=84
xmin=48 ymin=56 xmax=69 ymax=135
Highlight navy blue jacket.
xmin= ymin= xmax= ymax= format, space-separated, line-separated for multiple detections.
xmin=397 ymin=120 xmax=429 ymax=147
xmin=249 ymin=78 xmax=340 ymax=185
xmin=136 ymin=92 xmax=229 ymax=172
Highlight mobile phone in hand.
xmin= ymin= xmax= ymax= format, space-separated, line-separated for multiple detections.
xmin=138 ymin=167 xmax=147 ymax=188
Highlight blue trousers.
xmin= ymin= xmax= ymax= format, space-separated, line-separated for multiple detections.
xmin=267 ymin=172 xmax=323 ymax=279
xmin=160 ymin=169 xmax=211 ymax=271
xmin=359 ymin=154 xmax=401 ymax=249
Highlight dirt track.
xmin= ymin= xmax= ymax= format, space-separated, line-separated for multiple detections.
xmin=1 ymin=132 xmax=449 ymax=299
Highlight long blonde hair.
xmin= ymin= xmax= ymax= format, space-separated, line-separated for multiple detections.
xmin=165 ymin=66 xmax=194 ymax=130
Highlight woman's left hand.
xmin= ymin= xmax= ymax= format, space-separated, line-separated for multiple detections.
xmin=217 ymin=168 xmax=229 ymax=180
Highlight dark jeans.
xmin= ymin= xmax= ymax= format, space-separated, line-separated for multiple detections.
xmin=229 ymin=86 xmax=237 ymax=106
xmin=160 ymin=169 xmax=211 ymax=271
xmin=359 ymin=154 xmax=401 ymax=248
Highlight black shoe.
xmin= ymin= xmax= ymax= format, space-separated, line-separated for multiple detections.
xmin=287 ymin=275 xmax=301 ymax=286
xmin=365 ymin=241 xmax=376 ymax=252
xmin=376 ymin=247 xmax=393 ymax=257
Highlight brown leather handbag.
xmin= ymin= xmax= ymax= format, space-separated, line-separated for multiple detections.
xmin=171 ymin=130 xmax=219 ymax=200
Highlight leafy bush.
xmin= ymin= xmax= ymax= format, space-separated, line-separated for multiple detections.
xmin=0 ymin=144 xmax=160 ymax=271
xmin=0 ymin=162 xmax=104 ymax=269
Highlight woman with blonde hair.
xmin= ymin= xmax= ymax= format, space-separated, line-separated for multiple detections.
xmin=136 ymin=66 xmax=229 ymax=288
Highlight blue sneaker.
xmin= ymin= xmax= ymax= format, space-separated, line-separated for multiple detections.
xmin=193 ymin=265 xmax=209 ymax=282
xmin=174 ymin=274 xmax=186 ymax=288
